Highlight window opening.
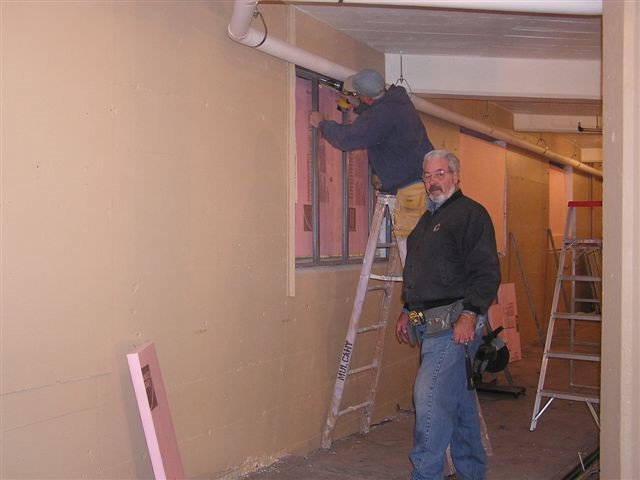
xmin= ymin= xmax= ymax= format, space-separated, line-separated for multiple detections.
xmin=295 ymin=67 xmax=380 ymax=266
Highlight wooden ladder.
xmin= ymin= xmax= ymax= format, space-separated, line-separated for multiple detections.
xmin=321 ymin=193 xmax=403 ymax=449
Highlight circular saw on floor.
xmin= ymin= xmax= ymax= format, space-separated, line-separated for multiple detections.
xmin=474 ymin=326 xmax=510 ymax=374
xmin=472 ymin=325 xmax=526 ymax=398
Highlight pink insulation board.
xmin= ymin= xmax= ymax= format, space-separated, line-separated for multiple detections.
xmin=127 ymin=342 xmax=185 ymax=479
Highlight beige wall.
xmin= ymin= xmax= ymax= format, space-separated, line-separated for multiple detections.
xmin=1 ymin=1 xmax=622 ymax=479
xmin=0 ymin=2 xmax=392 ymax=478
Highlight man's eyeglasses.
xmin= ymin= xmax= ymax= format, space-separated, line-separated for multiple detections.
xmin=422 ymin=169 xmax=451 ymax=182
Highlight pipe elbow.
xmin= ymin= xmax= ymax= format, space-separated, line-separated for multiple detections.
xmin=228 ymin=0 xmax=259 ymax=43
xmin=227 ymin=24 xmax=247 ymax=43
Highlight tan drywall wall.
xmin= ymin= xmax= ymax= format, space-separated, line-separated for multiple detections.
xmin=0 ymin=1 xmax=416 ymax=478
xmin=292 ymin=267 xmax=418 ymax=444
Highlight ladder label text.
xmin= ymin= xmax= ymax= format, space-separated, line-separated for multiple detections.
xmin=337 ymin=340 xmax=353 ymax=382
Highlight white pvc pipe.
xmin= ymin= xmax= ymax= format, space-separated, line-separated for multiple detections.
xmin=228 ymin=0 xmax=257 ymax=42
xmin=228 ymin=0 xmax=354 ymax=80
xmin=227 ymin=0 xmax=603 ymax=178
xmin=410 ymin=96 xmax=603 ymax=177
xmin=287 ymin=0 xmax=603 ymax=16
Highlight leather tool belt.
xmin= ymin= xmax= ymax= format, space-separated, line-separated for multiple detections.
xmin=407 ymin=299 xmax=464 ymax=345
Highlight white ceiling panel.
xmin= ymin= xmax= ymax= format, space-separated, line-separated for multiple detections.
xmin=293 ymin=3 xmax=603 ymax=120
xmin=294 ymin=5 xmax=601 ymax=59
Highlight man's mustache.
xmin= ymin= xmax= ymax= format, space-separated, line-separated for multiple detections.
xmin=429 ymin=185 xmax=443 ymax=194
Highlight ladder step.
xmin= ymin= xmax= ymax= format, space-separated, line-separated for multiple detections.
xmin=574 ymin=298 xmax=600 ymax=303
xmin=563 ymin=239 xmax=602 ymax=248
xmin=369 ymin=273 xmax=402 ymax=282
xmin=366 ymin=285 xmax=387 ymax=293
xmin=569 ymin=381 xmax=599 ymax=390
xmin=558 ymin=275 xmax=601 ymax=282
xmin=348 ymin=363 xmax=377 ymax=376
xmin=376 ymin=242 xmax=395 ymax=249
xmin=552 ymin=312 xmax=601 ymax=321
xmin=337 ymin=401 xmax=371 ymax=417
xmin=357 ymin=324 xmax=384 ymax=334
xmin=538 ymin=389 xmax=600 ymax=404
xmin=545 ymin=351 xmax=601 ymax=362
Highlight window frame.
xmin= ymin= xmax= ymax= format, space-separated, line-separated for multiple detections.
xmin=295 ymin=66 xmax=378 ymax=268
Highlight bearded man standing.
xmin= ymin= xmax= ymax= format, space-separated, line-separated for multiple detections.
xmin=395 ymin=149 xmax=501 ymax=480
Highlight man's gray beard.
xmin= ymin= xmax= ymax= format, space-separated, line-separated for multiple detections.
xmin=429 ymin=184 xmax=457 ymax=205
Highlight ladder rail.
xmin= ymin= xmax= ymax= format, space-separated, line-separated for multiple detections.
xmin=361 ymin=251 xmax=401 ymax=434
xmin=530 ymin=265 xmax=568 ymax=432
xmin=548 ymin=228 xmax=571 ymax=312
xmin=568 ymin=211 xmax=602 ymax=387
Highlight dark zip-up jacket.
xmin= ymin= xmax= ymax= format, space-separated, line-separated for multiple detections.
xmin=402 ymin=189 xmax=501 ymax=314
xmin=318 ymin=85 xmax=433 ymax=194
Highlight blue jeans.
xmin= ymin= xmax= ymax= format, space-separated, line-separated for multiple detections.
xmin=410 ymin=316 xmax=486 ymax=480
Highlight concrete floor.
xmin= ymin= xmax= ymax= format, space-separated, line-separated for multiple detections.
xmin=241 ymin=342 xmax=600 ymax=480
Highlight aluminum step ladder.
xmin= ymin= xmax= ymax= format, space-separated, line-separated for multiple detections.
xmin=321 ymin=193 xmax=403 ymax=449
xmin=530 ymin=200 xmax=602 ymax=431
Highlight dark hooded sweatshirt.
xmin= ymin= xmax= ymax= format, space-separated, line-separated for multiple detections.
xmin=318 ymin=85 xmax=433 ymax=194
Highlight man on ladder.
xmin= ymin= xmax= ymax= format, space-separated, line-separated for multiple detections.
xmin=309 ymin=68 xmax=434 ymax=247
xmin=396 ymin=150 xmax=501 ymax=480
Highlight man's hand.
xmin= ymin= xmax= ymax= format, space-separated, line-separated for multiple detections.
xmin=371 ymin=174 xmax=383 ymax=191
xmin=453 ymin=311 xmax=477 ymax=344
xmin=344 ymin=94 xmax=360 ymax=108
xmin=309 ymin=111 xmax=325 ymax=128
xmin=396 ymin=312 xmax=410 ymax=344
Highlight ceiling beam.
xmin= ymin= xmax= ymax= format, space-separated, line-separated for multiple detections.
xmin=386 ymin=54 xmax=601 ymax=100
xmin=288 ymin=0 xmax=602 ymax=16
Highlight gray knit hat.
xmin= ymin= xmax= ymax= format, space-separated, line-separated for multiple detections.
xmin=345 ymin=69 xmax=385 ymax=98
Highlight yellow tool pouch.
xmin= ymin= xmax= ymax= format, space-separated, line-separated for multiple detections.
xmin=393 ymin=182 xmax=426 ymax=238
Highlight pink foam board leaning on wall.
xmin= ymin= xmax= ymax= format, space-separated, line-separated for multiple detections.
xmin=127 ymin=342 xmax=185 ymax=480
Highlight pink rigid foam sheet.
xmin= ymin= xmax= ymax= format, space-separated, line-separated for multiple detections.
xmin=127 ymin=342 xmax=185 ymax=479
